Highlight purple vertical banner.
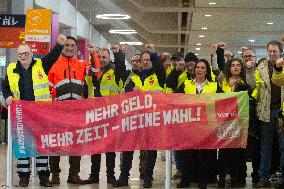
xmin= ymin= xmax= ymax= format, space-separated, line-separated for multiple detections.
xmin=77 ymin=39 xmax=89 ymax=61
xmin=51 ymin=13 xmax=59 ymax=48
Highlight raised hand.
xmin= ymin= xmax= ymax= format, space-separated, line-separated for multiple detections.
xmin=110 ymin=44 xmax=120 ymax=53
xmin=57 ymin=34 xmax=67 ymax=46
xmin=5 ymin=96 xmax=13 ymax=106
xmin=210 ymin=44 xmax=217 ymax=55
xmin=145 ymin=43 xmax=155 ymax=53
xmin=120 ymin=44 xmax=129 ymax=54
xmin=161 ymin=52 xmax=171 ymax=60
xmin=276 ymin=58 xmax=284 ymax=68
xmin=217 ymin=42 xmax=226 ymax=49
xmin=246 ymin=60 xmax=254 ymax=69
xmin=86 ymin=43 xmax=96 ymax=54
xmin=176 ymin=60 xmax=186 ymax=71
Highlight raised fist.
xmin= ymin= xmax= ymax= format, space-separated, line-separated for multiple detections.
xmin=276 ymin=58 xmax=284 ymax=68
xmin=217 ymin=42 xmax=226 ymax=49
xmin=246 ymin=61 xmax=254 ymax=69
xmin=224 ymin=50 xmax=233 ymax=59
xmin=145 ymin=43 xmax=155 ymax=53
xmin=176 ymin=60 xmax=186 ymax=71
xmin=57 ymin=34 xmax=67 ymax=46
xmin=120 ymin=44 xmax=129 ymax=54
xmin=86 ymin=43 xmax=96 ymax=54
xmin=161 ymin=52 xmax=171 ymax=60
xmin=210 ymin=44 xmax=217 ymax=55
xmin=110 ymin=44 xmax=120 ymax=53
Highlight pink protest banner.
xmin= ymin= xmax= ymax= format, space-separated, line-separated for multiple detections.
xmin=10 ymin=91 xmax=249 ymax=158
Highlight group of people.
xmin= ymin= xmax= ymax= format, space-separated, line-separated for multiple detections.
xmin=2 ymin=33 xmax=284 ymax=189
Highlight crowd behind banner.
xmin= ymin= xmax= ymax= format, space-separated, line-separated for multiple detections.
xmin=2 ymin=33 xmax=284 ymax=189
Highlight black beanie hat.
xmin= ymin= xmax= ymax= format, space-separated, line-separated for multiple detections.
xmin=184 ymin=52 xmax=198 ymax=63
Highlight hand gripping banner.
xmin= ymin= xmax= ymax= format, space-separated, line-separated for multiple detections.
xmin=10 ymin=91 xmax=249 ymax=158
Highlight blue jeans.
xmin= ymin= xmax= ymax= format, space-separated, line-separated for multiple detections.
xmin=258 ymin=108 xmax=284 ymax=181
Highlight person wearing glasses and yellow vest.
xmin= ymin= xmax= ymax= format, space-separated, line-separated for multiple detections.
xmin=85 ymin=45 xmax=126 ymax=185
xmin=1 ymin=34 xmax=66 ymax=187
xmin=175 ymin=59 xmax=222 ymax=189
xmin=113 ymin=51 xmax=165 ymax=188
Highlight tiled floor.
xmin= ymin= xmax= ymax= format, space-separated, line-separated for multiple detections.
xmin=0 ymin=143 xmax=256 ymax=188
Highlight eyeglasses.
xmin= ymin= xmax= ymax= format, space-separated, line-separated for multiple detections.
xmin=131 ymin=60 xmax=140 ymax=63
xmin=243 ymin=55 xmax=256 ymax=60
xmin=18 ymin=51 xmax=31 ymax=57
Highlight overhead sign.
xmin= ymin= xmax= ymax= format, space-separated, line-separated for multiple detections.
xmin=25 ymin=9 xmax=52 ymax=55
xmin=0 ymin=14 xmax=25 ymax=48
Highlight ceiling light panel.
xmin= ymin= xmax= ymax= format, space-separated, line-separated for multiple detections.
xmin=109 ymin=30 xmax=137 ymax=34
xmin=119 ymin=42 xmax=143 ymax=46
xmin=96 ymin=14 xmax=131 ymax=20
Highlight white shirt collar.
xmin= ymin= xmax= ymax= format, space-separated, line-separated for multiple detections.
xmin=193 ymin=78 xmax=208 ymax=93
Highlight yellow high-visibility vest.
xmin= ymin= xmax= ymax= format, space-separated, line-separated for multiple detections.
xmin=7 ymin=59 xmax=51 ymax=101
xmin=184 ymin=80 xmax=217 ymax=94
xmin=132 ymin=73 xmax=164 ymax=92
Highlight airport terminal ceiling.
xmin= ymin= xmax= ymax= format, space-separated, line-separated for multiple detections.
xmin=68 ymin=0 xmax=284 ymax=59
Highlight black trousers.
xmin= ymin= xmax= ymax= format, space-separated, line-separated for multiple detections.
xmin=49 ymin=156 xmax=81 ymax=177
xmin=90 ymin=152 xmax=116 ymax=179
xmin=246 ymin=135 xmax=261 ymax=183
xmin=177 ymin=149 xmax=217 ymax=185
xmin=218 ymin=148 xmax=247 ymax=182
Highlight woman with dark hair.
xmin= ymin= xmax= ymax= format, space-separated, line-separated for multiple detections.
xmin=217 ymin=58 xmax=250 ymax=188
xmin=175 ymin=59 xmax=222 ymax=189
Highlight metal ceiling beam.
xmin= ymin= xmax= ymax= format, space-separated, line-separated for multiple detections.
xmin=112 ymin=1 xmax=284 ymax=13
xmin=151 ymin=30 xmax=284 ymax=35
xmin=131 ymin=7 xmax=284 ymax=13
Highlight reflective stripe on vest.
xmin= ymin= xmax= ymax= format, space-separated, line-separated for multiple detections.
xmin=33 ymin=83 xmax=49 ymax=90
xmin=53 ymin=78 xmax=83 ymax=89
xmin=85 ymin=75 xmax=95 ymax=98
xmin=54 ymin=93 xmax=82 ymax=101
xmin=184 ymin=80 xmax=217 ymax=94
xmin=7 ymin=59 xmax=51 ymax=101
xmin=100 ymin=69 xmax=120 ymax=96
xmin=132 ymin=73 xmax=164 ymax=92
